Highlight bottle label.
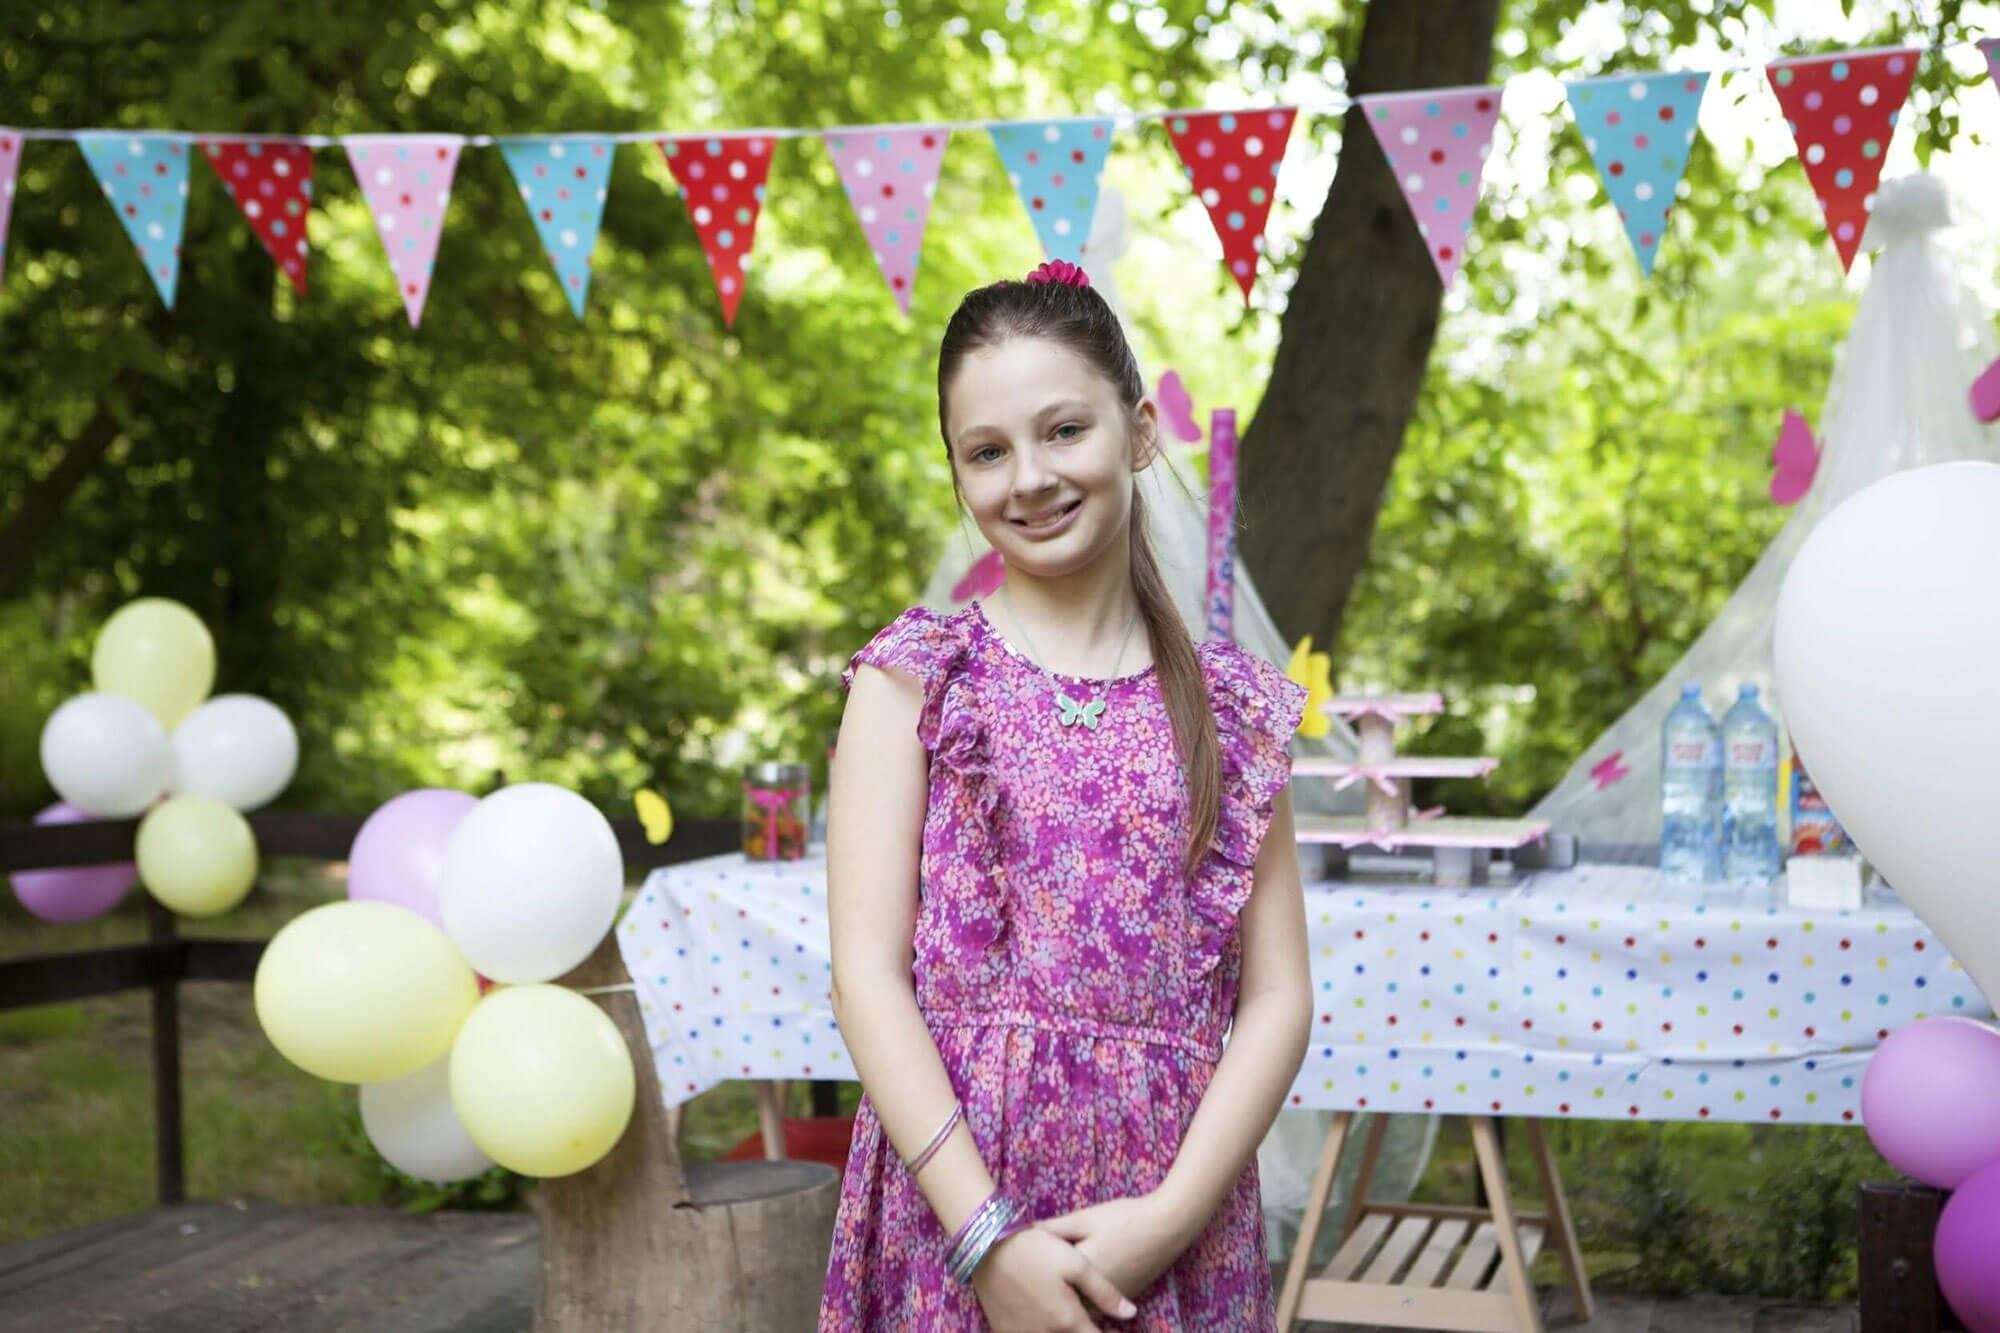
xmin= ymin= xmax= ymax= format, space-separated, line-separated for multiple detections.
xmin=1728 ymin=739 xmax=1772 ymax=767
xmin=1669 ymin=738 xmax=1716 ymax=767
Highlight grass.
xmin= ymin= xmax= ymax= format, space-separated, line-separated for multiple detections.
xmin=0 ymin=867 xmax=1890 ymax=1299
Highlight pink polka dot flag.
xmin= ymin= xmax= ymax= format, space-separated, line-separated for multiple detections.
xmin=76 ymin=134 xmax=190 ymax=308
xmin=1164 ymin=108 xmax=1296 ymax=303
xmin=1982 ymin=38 xmax=2000 ymax=97
xmin=201 ymin=140 xmax=314 ymax=296
xmin=1765 ymin=48 xmax=1919 ymax=272
xmin=1564 ymin=71 xmax=1709 ymax=277
xmin=1360 ymin=87 xmax=1503 ymax=289
xmin=658 ymin=134 xmax=775 ymax=327
xmin=344 ymin=136 xmax=462 ymax=329
xmin=822 ymin=127 xmax=950 ymax=316
xmin=0 ymin=130 xmax=19 ymax=289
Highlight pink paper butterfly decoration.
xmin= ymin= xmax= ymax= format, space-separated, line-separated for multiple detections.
xmin=951 ymin=548 xmax=1007 ymax=604
xmin=1155 ymin=369 xmax=1203 ymax=443
xmin=1769 ymin=409 xmax=1820 ymax=506
xmin=1973 ymin=355 xmax=2000 ymax=425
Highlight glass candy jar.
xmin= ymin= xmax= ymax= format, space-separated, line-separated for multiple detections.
xmin=742 ymin=762 xmax=811 ymax=862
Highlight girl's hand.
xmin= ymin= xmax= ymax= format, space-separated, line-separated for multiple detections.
xmin=1035 ymin=1194 xmax=1188 ymax=1303
xmin=971 ymin=1226 xmax=1138 ymax=1331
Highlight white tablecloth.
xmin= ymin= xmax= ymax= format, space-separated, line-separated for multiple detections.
xmin=617 ymin=853 xmax=1988 ymax=1124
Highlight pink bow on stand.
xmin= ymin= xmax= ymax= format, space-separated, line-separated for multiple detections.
xmin=746 ymin=785 xmax=806 ymax=860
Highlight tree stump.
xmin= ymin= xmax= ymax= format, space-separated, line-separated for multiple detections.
xmin=534 ymin=933 xmax=841 ymax=1331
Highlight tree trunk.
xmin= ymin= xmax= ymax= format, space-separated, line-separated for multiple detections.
xmin=1239 ymin=0 xmax=1502 ymax=650
xmin=534 ymin=932 xmax=841 ymax=1332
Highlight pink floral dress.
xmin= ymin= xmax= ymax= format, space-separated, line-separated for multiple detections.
xmin=818 ymin=602 xmax=1307 ymax=1332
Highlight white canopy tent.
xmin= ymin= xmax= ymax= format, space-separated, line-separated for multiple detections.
xmin=1533 ymin=173 xmax=1999 ymax=848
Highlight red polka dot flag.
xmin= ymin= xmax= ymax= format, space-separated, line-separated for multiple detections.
xmin=1764 ymin=48 xmax=1919 ymax=272
xmin=658 ymin=134 xmax=776 ymax=326
xmin=201 ymin=140 xmax=314 ymax=296
xmin=1164 ymin=108 xmax=1297 ymax=303
xmin=0 ymin=130 xmax=19 ymax=288
xmin=1359 ymin=87 xmax=1504 ymax=290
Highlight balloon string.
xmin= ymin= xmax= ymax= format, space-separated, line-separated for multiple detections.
xmin=576 ymin=983 xmax=638 ymax=996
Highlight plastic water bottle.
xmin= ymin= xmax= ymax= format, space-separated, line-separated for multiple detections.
xmin=1660 ymin=684 xmax=1721 ymax=883
xmin=1722 ymin=684 xmax=1781 ymax=885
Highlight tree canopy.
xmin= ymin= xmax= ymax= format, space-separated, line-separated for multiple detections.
xmin=3 ymin=0 xmax=1995 ymax=820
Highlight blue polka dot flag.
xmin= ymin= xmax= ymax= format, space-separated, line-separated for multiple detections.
xmin=988 ymin=118 xmax=1114 ymax=264
xmin=498 ymin=137 xmax=615 ymax=319
xmin=77 ymin=133 xmax=190 ymax=308
xmin=1565 ymin=71 xmax=1709 ymax=276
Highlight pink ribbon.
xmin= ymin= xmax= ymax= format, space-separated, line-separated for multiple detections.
xmin=746 ymin=785 xmax=806 ymax=860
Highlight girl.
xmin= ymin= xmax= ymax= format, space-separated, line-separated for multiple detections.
xmin=820 ymin=259 xmax=1313 ymax=1332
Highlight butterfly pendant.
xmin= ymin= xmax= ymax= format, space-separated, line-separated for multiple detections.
xmin=1055 ymin=693 xmax=1105 ymax=730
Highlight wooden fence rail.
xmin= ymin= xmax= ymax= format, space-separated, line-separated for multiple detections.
xmin=0 ymin=810 xmax=740 ymax=1206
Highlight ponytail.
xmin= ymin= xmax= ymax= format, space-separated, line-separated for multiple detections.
xmin=1130 ymin=485 xmax=1221 ymax=877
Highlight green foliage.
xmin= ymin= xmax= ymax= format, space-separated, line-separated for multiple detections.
xmin=1557 ymin=1120 xmax=1882 ymax=1300
xmin=3 ymin=0 xmax=1995 ymax=830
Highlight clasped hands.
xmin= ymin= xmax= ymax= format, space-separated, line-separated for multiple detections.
xmin=972 ymin=1190 xmax=1191 ymax=1332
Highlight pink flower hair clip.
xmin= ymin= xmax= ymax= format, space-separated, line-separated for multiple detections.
xmin=1024 ymin=259 xmax=1091 ymax=288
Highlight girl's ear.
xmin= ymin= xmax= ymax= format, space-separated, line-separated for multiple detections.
xmin=1130 ymin=398 xmax=1162 ymax=475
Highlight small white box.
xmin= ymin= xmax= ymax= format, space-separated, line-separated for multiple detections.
xmin=1785 ymin=856 xmax=1864 ymax=912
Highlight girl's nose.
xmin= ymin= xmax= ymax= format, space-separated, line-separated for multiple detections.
xmin=1010 ymin=442 xmax=1056 ymax=496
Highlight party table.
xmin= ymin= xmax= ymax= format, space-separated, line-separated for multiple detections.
xmin=616 ymin=853 xmax=1986 ymax=1125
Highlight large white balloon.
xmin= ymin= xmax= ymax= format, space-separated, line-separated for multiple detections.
xmin=1773 ymin=460 xmax=2000 ymax=1005
xmin=439 ymin=784 xmax=624 ymax=984
xmin=171 ymin=694 xmax=299 ymax=811
xmin=358 ymin=1054 xmax=495 ymax=1184
xmin=39 ymin=693 xmax=174 ymax=817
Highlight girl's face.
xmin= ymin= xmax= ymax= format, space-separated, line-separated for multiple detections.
xmin=942 ymin=337 xmax=1157 ymax=581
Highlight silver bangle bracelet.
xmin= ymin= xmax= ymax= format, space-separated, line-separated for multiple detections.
xmin=905 ymin=1099 xmax=963 ymax=1178
xmin=947 ymin=1194 xmax=1022 ymax=1285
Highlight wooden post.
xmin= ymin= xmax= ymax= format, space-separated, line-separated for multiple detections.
xmin=533 ymin=933 xmax=842 ymax=1331
xmin=146 ymin=896 xmax=184 ymax=1207
xmin=1859 ymin=1181 xmax=1962 ymax=1332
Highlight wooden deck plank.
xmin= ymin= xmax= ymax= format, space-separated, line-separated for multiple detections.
xmin=0 ymin=1202 xmax=279 ymax=1304
xmin=0 ymin=1203 xmax=535 ymax=1333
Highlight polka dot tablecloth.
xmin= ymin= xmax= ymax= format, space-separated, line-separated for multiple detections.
xmin=617 ymin=853 xmax=1987 ymax=1123
xmin=1291 ymin=862 xmax=1986 ymax=1125
xmin=620 ymin=852 xmax=847 ymax=1105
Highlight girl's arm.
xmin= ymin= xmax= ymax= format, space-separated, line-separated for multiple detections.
xmin=826 ymin=662 xmax=996 ymax=1236
xmin=1150 ymin=786 xmax=1314 ymax=1248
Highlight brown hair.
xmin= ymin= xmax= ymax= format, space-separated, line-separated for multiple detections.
xmin=937 ymin=277 xmax=1221 ymax=878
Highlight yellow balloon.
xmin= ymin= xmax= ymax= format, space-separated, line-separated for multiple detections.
xmin=255 ymin=901 xmax=479 ymax=1084
xmin=136 ymin=795 xmax=258 ymax=917
xmin=449 ymin=985 xmax=634 ymax=1178
xmin=93 ymin=598 xmax=216 ymax=729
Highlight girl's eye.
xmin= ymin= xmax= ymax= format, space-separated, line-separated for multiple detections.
xmin=1054 ymin=422 xmax=1084 ymax=441
xmin=971 ymin=445 xmax=1003 ymax=463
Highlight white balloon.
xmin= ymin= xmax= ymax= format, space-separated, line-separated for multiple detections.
xmin=1773 ymin=460 xmax=2000 ymax=1004
xmin=439 ymin=784 xmax=624 ymax=984
xmin=358 ymin=1053 xmax=495 ymax=1184
xmin=39 ymin=693 xmax=173 ymax=817
xmin=171 ymin=694 xmax=299 ymax=811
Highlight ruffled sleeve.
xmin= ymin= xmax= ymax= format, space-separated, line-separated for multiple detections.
xmin=1189 ymin=640 xmax=1309 ymax=978
xmin=841 ymin=607 xmax=970 ymax=751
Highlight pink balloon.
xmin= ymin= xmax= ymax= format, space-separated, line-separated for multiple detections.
xmin=1862 ymin=1018 xmax=2000 ymax=1188
xmin=1939 ymin=1159 xmax=2000 ymax=1332
xmin=345 ymin=789 xmax=477 ymax=931
xmin=9 ymin=803 xmax=138 ymax=925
